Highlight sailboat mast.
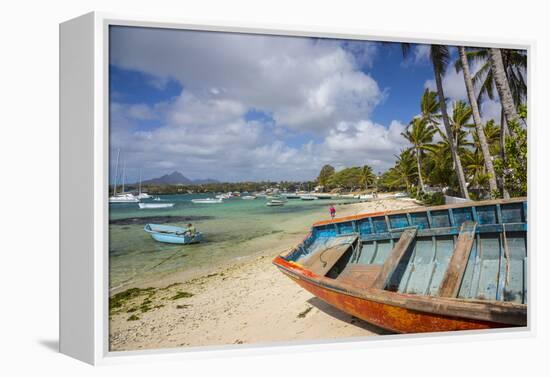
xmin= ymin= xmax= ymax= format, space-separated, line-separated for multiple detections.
xmin=122 ymin=160 xmax=126 ymax=194
xmin=113 ymin=148 xmax=120 ymax=195
xmin=139 ymin=169 xmax=142 ymax=195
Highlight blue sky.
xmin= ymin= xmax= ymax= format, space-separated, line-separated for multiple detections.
xmin=109 ymin=26 xmax=501 ymax=183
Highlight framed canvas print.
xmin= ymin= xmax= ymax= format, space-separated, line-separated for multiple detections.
xmin=60 ymin=12 xmax=531 ymax=365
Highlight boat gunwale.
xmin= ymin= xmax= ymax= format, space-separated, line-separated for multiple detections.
xmin=272 ymin=255 xmax=527 ymax=326
xmin=312 ymin=197 xmax=527 ymax=227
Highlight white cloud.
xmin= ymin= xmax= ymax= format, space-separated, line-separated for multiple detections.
xmin=109 ymin=27 xmax=407 ymax=182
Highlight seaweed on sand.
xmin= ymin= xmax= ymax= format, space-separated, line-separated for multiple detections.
xmin=110 ymin=215 xmax=213 ymax=226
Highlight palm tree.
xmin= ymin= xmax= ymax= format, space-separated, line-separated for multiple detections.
xmin=381 ymin=150 xmax=417 ymax=191
xmin=457 ymin=46 xmax=498 ymax=195
xmin=430 ymin=45 xmax=470 ymax=199
xmin=359 ymin=165 xmax=376 ymax=190
xmin=489 ymin=48 xmax=521 ymax=127
xmin=449 ymin=100 xmax=474 ymax=147
xmin=403 ymin=44 xmax=470 ymax=198
xmin=401 ymin=117 xmax=437 ymax=194
xmin=454 ymin=48 xmax=526 ymax=111
xmin=420 ymin=88 xmax=441 ymax=124
xmin=455 ymin=47 xmax=525 ymax=199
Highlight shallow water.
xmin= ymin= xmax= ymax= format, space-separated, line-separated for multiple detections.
xmin=109 ymin=194 xmax=358 ymax=291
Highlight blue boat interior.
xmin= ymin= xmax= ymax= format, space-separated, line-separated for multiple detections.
xmin=285 ymin=201 xmax=527 ymax=304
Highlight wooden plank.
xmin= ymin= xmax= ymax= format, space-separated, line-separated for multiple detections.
xmin=372 ymin=228 xmax=418 ymax=289
xmin=337 ymin=264 xmax=382 ymax=290
xmin=312 ymin=197 xmax=526 ymax=227
xmin=438 ymin=221 xmax=477 ymax=298
xmin=301 ymin=235 xmax=358 ymax=276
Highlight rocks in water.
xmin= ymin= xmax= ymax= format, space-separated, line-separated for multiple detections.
xmin=110 ymin=215 xmax=214 ymax=226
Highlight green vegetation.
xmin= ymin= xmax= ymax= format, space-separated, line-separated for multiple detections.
xmin=127 ymin=314 xmax=140 ymax=321
xmin=109 ymin=287 xmax=155 ymax=313
xmin=170 ymin=291 xmax=194 ymax=300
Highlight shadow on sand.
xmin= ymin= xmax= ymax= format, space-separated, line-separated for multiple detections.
xmin=306 ymin=297 xmax=393 ymax=335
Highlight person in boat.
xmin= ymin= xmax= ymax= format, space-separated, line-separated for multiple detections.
xmin=184 ymin=223 xmax=197 ymax=237
xmin=329 ymin=204 xmax=336 ymax=219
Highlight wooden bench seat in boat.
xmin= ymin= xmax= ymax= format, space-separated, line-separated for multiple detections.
xmin=336 ymin=264 xmax=382 ymax=290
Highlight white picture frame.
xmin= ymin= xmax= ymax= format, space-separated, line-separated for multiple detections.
xmin=59 ymin=11 xmax=533 ymax=365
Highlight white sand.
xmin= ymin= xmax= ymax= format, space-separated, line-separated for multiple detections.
xmin=109 ymin=199 xmax=420 ymax=351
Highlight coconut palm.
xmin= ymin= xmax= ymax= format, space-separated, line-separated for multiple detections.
xmin=420 ymin=88 xmax=441 ymax=125
xmin=401 ymin=117 xmax=437 ymax=194
xmin=454 ymin=48 xmax=527 ymax=111
xmin=402 ymin=44 xmax=470 ymax=198
xmin=489 ymin=48 xmax=521 ymax=127
xmin=457 ymin=46 xmax=498 ymax=195
xmin=455 ymin=47 xmax=525 ymax=199
xmin=359 ymin=165 xmax=376 ymax=190
xmin=381 ymin=150 xmax=417 ymax=191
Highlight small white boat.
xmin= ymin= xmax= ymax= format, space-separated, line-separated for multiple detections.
xmin=137 ymin=192 xmax=152 ymax=199
xmin=153 ymin=196 xmax=162 ymax=201
xmin=241 ymin=195 xmax=256 ymax=200
xmin=216 ymin=193 xmax=232 ymax=199
xmin=138 ymin=202 xmax=175 ymax=209
xmin=266 ymin=200 xmax=285 ymax=207
xmin=282 ymin=193 xmax=300 ymax=199
xmin=109 ymin=193 xmax=139 ymax=203
xmin=191 ymin=198 xmax=223 ymax=204
xmin=300 ymin=195 xmax=319 ymax=201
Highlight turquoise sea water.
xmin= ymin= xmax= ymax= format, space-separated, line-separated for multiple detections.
xmin=109 ymin=194 xmax=358 ymax=291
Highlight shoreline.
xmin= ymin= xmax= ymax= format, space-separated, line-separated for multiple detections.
xmin=109 ymin=198 xmax=420 ymax=351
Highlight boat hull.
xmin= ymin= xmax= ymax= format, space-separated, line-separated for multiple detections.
xmin=138 ymin=203 xmax=175 ymax=209
xmin=144 ymin=224 xmax=203 ymax=244
xmin=281 ymin=269 xmax=507 ymax=333
xmin=149 ymin=232 xmax=202 ymax=244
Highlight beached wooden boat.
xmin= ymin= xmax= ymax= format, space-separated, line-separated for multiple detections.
xmin=273 ymin=198 xmax=527 ymax=333
xmin=144 ymin=224 xmax=203 ymax=244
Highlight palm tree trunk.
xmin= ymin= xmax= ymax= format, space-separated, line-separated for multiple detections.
xmin=433 ymin=64 xmax=470 ymax=199
xmin=415 ymin=147 xmax=425 ymax=193
xmin=500 ymin=109 xmax=511 ymax=199
xmin=489 ymin=48 xmax=520 ymax=127
xmin=459 ymin=46 xmax=498 ymax=195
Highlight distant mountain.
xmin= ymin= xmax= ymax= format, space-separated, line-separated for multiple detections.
xmin=140 ymin=171 xmax=219 ymax=185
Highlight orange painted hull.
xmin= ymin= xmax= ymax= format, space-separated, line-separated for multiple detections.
xmin=286 ymin=273 xmax=507 ymax=333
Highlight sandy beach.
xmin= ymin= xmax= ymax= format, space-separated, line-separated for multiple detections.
xmin=109 ymin=198 xmax=421 ymax=351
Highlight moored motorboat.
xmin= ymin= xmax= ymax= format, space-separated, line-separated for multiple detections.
xmin=282 ymin=193 xmax=300 ymax=199
xmin=191 ymin=198 xmax=223 ymax=204
xmin=109 ymin=193 xmax=139 ymax=203
xmin=273 ymin=198 xmax=527 ymax=333
xmin=266 ymin=199 xmax=285 ymax=207
xmin=144 ymin=224 xmax=203 ymax=244
xmin=138 ymin=202 xmax=175 ymax=209
xmin=300 ymin=195 xmax=319 ymax=201
xmin=241 ymin=195 xmax=256 ymax=200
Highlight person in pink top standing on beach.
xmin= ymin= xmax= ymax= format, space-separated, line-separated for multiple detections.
xmin=329 ymin=204 xmax=336 ymax=219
